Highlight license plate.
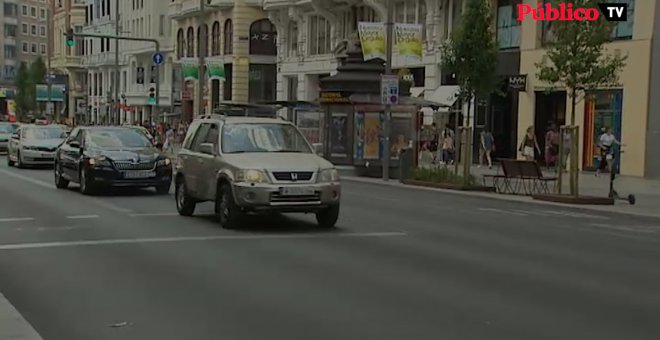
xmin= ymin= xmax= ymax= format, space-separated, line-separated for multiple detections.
xmin=606 ymin=154 xmax=613 ymax=160
xmin=123 ymin=171 xmax=156 ymax=179
xmin=279 ymin=187 xmax=315 ymax=196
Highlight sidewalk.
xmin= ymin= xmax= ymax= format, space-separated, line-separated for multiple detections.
xmin=340 ymin=164 xmax=660 ymax=219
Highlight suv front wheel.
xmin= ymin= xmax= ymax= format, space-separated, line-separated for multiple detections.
xmin=316 ymin=205 xmax=340 ymax=229
xmin=175 ymin=177 xmax=196 ymax=216
xmin=215 ymin=183 xmax=244 ymax=229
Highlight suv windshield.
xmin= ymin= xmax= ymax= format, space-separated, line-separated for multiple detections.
xmin=221 ymin=123 xmax=312 ymax=154
xmin=0 ymin=124 xmax=16 ymax=133
xmin=85 ymin=129 xmax=152 ymax=149
xmin=23 ymin=126 xmax=65 ymax=139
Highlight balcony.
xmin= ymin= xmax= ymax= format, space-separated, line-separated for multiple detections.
xmin=4 ymin=36 xmax=16 ymax=46
xmin=81 ymin=52 xmax=126 ymax=68
xmin=263 ymin=0 xmax=296 ymax=10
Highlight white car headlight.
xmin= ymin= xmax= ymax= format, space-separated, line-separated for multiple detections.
xmin=236 ymin=169 xmax=269 ymax=183
xmin=22 ymin=145 xmax=38 ymax=150
xmin=318 ymin=168 xmax=340 ymax=183
xmin=157 ymin=158 xmax=171 ymax=166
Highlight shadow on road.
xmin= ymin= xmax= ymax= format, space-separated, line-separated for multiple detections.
xmin=193 ymin=212 xmax=341 ymax=234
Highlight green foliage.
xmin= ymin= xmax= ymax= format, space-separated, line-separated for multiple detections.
xmin=411 ymin=167 xmax=476 ymax=186
xmin=440 ymin=0 xmax=499 ymax=104
xmin=29 ymin=57 xmax=47 ymax=85
xmin=535 ymin=0 xmax=627 ymax=124
xmin=13 ymin=62 xmax=31 ymax=116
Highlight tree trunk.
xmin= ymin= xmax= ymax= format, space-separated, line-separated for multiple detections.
xmin=462 ymin=97 xmax=472 ymax=185
xmin=569 ymin=87 xmax=579 ymax=196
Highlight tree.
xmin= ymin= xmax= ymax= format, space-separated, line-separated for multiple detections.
xmin=29 ymin=57 xmax=48 ymax=114
xmin=536 ymin=0 xmax=627 ymax=125
xmin=14 ymin=62 xmax=31 ymax=118
xmin=440 ymin=0 xmax=498 ymax=182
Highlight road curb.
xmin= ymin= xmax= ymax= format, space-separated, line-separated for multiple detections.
xmin=0 ymin=292 xmax=44 ymax=340
xmin=341 ymin=175 xmax=660 ymax=219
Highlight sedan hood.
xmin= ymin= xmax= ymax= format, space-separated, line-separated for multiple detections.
xmin=223 ymin=152 xmax=334 ymax=171
xmin=24 ymin=138 xmax=64 ymax=149
xmin=0 ymin=133 xmax=11 ymax=140
xmin=90 ymin=147 xmax=162 ymax=162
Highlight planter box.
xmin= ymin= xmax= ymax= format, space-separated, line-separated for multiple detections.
xmin=402 ymin=179 xmax=496 ymax=192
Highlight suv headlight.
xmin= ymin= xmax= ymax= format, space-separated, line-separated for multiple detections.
xmin=318 ymin=168 xmax=340 ymax=183
xmin=236 ymin=169 xmax=269 ymax=183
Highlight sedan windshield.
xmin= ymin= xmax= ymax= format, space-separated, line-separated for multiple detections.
xmin=23 ymin=126 xmax=65 ymax=140
xmin=85 ymin=129 xmax=152 ymax=149
xmin=0 ymin=124 xmax=16 ymax=133
xmin=222 ymin=123 xmax=312 ymax=154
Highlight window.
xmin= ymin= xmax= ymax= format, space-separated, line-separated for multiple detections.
xmin=211 ymin=21 xmax=221 ymax=56
xmin=21 ymin=23 xmax=28 ymax=34
xmin=40 ymin=44 xmax=46 ymax=54
xmin=249 ymin=19 xmax=277 ymax=55
xmin=224 ymin=19 xmax=233 ymax=54
xmin=186 ymin=27 xmax=194 ymax=57
xmin=496 ymin=0 xmax=521 ymax=49
xmin=4 ymin=45 xmax=16 ymax=59
xmin=31 ymin=24 xmax=37 ymax=36
xmin=393 ymin=1 xmax=423 ymax=24
xmin=40 ymin=8 xmax=46 ymax=19
xmin=22 ymin=42 xmax=28 ymax=53
xmin=176 ymin=28 xmax=184 ymax=58
xmin=610 ymin=0 xmax=634 ymax=39
xmin=31 ymin=6 xmax=37 ymax=17
xmin=287 ymin=21 xmax=298 ymax=57
xmin=159 ymin=15 xmax=165 ymax=36
xmin=3 ymin=3 xmax=18 ymax=17
xmin=21 ymin=5 xmax=28 ymax=16
xmin=197 ymin=24 xmax=208 ymax=58
xmin=40 ymin=26 xmax=46 ymax=37
xmin=308 ymin=16 xmax=331 ymax=55
xmin=2 ymin=66 xmax=15 ymax=80
xmin=4 ymin=24 xmax=17 ymax=37
xmin=31 ymin=43 xmax=37 ymax=54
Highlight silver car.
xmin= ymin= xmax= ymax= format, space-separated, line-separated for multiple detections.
xmin=7 ymin=124 xmax=67 ymax=167
xmin=174 ymin=115 xmax=341 ymax=229
xmin=0 ymin=122 xmax=18 ymax=153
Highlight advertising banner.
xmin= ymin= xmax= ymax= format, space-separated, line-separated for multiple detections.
xmin=36 ymin=84 xmax=65 ymax=102
xmin=205 ymin=57 xmax=225 ymax=81
xmin=358 ymin=22 xmax=386 ymax=61
xmin=394 ymin=23 xmax=423 ymax=63
xmin=7 ymin=100 xmax=16 ymax=122
xmin=354 ymin=112 xmax=365 ymax=160
xmin=180 ymin=58 xmax=199 ymax=81
xmin=364 ymin=112 xmax=381 ymax=159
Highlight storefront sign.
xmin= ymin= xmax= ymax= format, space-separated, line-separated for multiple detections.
xmin=319 ymin=91 xmax=351 ymax=104
xmin=508 ymin=75 xmax=527 ymax=91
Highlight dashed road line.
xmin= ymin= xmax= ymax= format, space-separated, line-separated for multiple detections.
xmin=478 ymin=208 xmax=529 ymax=216
xmin=129 ymin=212 xmax=179 ymax=217
xmin=0 ymin=232 xmax=408 ymax=251
xmin=0 ymin=217 xmax=35 ymax=223
xmin=66 ymin=214 xmax=100 ymax=219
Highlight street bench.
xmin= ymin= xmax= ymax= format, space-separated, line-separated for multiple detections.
xmin=483 ymin=159 xmax=558 ymax=195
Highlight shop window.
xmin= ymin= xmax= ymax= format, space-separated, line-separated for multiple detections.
xmin=496 ymin=0 xmax=521 ymax=49
xmin=287 ymin=21 xmax=298 ymax=57
xmin=223 ymin=63 xmax=232 ymax=100
xmin=583 ymin=90 xmax=623 ymax=170
xmin=249 ymin=19 xmax=277 ymax=55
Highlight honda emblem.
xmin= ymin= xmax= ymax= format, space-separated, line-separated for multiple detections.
xmin=290 ymin=172 xmax=298 ymax=181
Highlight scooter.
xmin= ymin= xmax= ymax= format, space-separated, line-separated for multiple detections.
xmin=607 ymin=149 xmax=636 ymax=205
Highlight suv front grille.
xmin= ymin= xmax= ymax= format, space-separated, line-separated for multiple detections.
xmin=270 ymin=192 xmax=321 ymax=204
xmin=272 ymin=171 xmax=314 ymax=182
xmin=113 ymin=161 xmax=155 ymax=170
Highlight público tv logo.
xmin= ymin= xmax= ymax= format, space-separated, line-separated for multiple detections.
xmin=517 ymin=2 xmax=628 ymax=22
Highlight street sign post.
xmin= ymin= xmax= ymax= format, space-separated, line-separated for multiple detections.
xmin=381 ymin=75 xmax=399 ymax=105
xmin=152 ymin=52 xmax=164 ymax=65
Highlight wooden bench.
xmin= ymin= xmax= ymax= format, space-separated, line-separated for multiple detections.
xmin=483 ymin=159 xmax=558 ymax=195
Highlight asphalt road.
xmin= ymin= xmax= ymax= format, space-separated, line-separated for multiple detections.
xmin=0 ymin=158 xmax=659 ymax=340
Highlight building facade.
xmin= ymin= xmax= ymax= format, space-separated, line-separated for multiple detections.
xmin=50 ymin=0 xmax=88 ymax=121
xmin=17 ymin=0 xmax=49 ymax=64
xmin=515 ymin=0 xmax=650 ymax=177
xmin=169 ymin=0 xmax=277 ymax=121
xmin=1 ymin=0 xmax=20 ymax=88
xmin=81 ymin=0 xmax=122 ymax=124
xmin=118 ymin=0 xmax=175 ymax=124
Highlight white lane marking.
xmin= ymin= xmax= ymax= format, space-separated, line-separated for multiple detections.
xmin=0 ymin=232 xmax=408 ymax=251
xmin=35 ymin=226 xmax=87 ymax=232
xmin=66 ymin=214 xmax=100 ymax=219
xmin=0 ymin=217 xmax=35 ymax=223
xmin=0 ymin=168 xmax=133 ymax=213
xmin=540 ymin=210 xmax=609 ymax=220
xmin=0 ymin=292 xmax=45 ymax=340
xmin=478 ymin=208 xmax=529 ymax=216
xmin=589 ymin=223 xmax=660 ymax=234
xmin=129 ymin=212 xmax=179 ymax=217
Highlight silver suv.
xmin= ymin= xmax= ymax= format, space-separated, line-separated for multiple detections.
xmin=174 ymin=115 xmax=341 ymax=229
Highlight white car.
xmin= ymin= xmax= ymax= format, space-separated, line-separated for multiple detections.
xmin=0 ymin=122 xmax=18 ymax=153
xmin=7 ymin=124 xmax=67 ymax=167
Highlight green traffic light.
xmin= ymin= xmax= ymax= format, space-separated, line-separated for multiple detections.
xmin=66 ymin=39 xmax=75 ymax=47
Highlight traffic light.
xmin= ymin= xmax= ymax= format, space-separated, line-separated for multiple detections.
xmin=147 ymin=85 xmax=156 ymax=105
xmin=65 ymin=28 xmax=75 ymax=47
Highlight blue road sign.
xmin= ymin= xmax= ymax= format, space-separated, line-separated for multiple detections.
xmin=152 ymin=52 xmax=164 ymax=65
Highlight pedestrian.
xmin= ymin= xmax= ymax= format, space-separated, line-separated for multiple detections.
xmin=441 ymin=125 xmax=455 ymax=165
xmin=519 ymin=126 xmax=540 ymax=161
xmin=545 ymin=123 xmax=559 ymax=170
xmin=596 ymin=126 xmax=622 ymax=176
xmin=479 ymin=129 xmax=495 ymax=169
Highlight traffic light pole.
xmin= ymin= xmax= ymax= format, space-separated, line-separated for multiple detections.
xmin=66 ymin=32 xmax=160 ymax=120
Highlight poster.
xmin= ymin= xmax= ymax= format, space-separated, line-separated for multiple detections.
xmin=390 ymin=116 xmax=412 ymax=160
xmin=205 ymin=57 xmax=225 ymax=81
xmin=394 ymin=23 xmax=423 ymax=63
xmin=364 ymin=112 xmax=380 ymax=159
xmin=355 ymin=112 xmax=365 ymax=160
xmin=296 ymin=110 xmax=323 ymax=144
xmin=358 ymin=22 xmax=386 ymax=61
xmin=7 ymin=100 xmax=16 ymax=122
xmin=330 ymin=113 xmax=348 ymax=157
xmin=180 ymin=58 xmax=199 ymax=81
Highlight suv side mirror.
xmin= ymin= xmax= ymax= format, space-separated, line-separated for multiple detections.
xmin=11 ymin=133 xmax=19 ymax=140
xmin=199 ymin=143 xmax=216 ymax=155
xmin=312 ymin=143 xmax=323 ymax=156
xmin=61 ymin=132 xmax=70 ymax=138
xmin=68 ymin=140 xmax=81 ymax=148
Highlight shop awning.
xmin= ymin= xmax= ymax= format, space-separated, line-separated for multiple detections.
xmin=427 ymin=85 xmax=461 ymax=107
xmin=410 ymin=87 xmax=425 ymax=98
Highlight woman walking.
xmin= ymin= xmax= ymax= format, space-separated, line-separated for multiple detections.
xmin=479 ymin=129 xmax=495 ymax=169
xmin=545 ymin=123 xmax=560 ymax=170
xmin=520 ymin=126 xmax=541 ymax=161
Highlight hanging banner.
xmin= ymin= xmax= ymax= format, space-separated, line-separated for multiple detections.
xmin=357 ymin=22 xmax=386 ymax=61
xmin=180 ymin=58 xmax=199 ymax=81
xmin=394 ymin=23 xmax=423 ymax=63
xmin=7 ymin=100 xmax=16 ymax=122
xmin=205 ymin=57 xmax=225 ymax=81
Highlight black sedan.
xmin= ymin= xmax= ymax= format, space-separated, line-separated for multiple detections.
xmin=54 ymin=126 xmax=172 ymax=195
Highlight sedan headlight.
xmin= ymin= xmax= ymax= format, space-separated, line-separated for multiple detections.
xmin=88 ymin=156 xmax=111 ymax=166
xmin=318 ymin=168 xmax=340 ymax=183
xmin=236 ymin=169 xmax=269 ymax=183
xmin=157 ymin=158 xmax=171 ymax=166
xmin=22 ymin=145 xmax=39 ymax=150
